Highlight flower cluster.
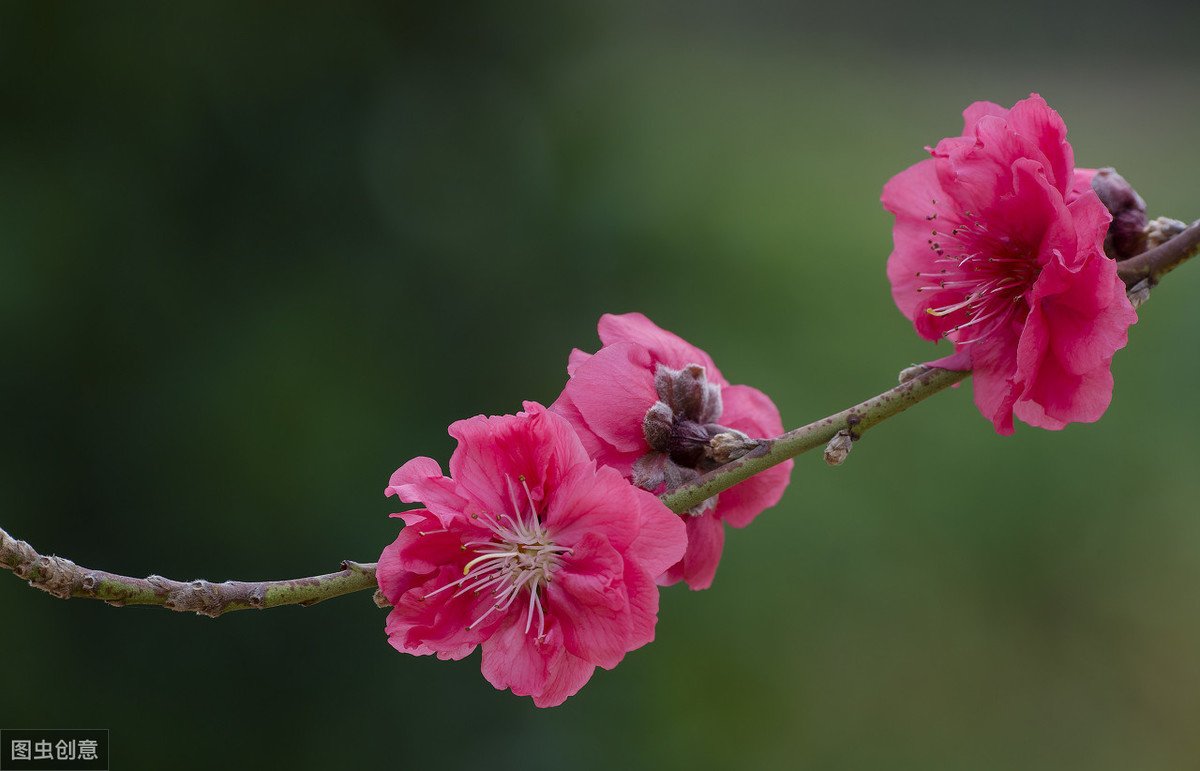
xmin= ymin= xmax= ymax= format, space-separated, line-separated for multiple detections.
xmin=883 ymin=94 xmax=1138 ymax=434
xmin=378 ymin=316 xmax=789 ymax=705
xmin=551 ymin=313 xmax=792 ymax=590
xmin=380 ymin=94 xmax=1145 ymax=708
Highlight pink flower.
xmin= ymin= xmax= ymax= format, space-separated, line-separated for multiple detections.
xmin=883 ymin=94 xmax=1138 ymax=435
xmin=377 ymin=402 xmax=686 ymax=708
xmin=550 ymin=313 xmax=791 ymax=590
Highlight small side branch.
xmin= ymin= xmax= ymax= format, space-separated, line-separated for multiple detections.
xmin=1 ymin=525 xmax=378 ymax=617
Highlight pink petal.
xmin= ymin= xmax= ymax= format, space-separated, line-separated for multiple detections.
xmin=1003 ymin=94 xmax=1073 ymax=196
xmin=550 ymin=531 xmax=632 ymax=670
xmin=566 ymin=347 xmax=593 ymax=377
xmin=558 ymin=341 xmax=658 ymax=459
xmin=446 ymin=404 xmax=589 ymax=520
xmin=882 ymin=159 xmax=950 ymax=320
xmin=384 ymin=564 xmax=488 ymax=661
xmin=385 ymin=457 xmax=468 ymax=527
xmin=380 ymin=510 xmax=468 ymax=579
xmin=658 ymin=513 xmax=726 ymax=591
xmin=547 ymin=386 xmax=618 ymax=463
xmin=480 ymin=614 xmax=551 ymax=698
xmin=530 ymin=649 xmax=597 ymax=708
xmin=960 ymin=100 xmax=1009 ymax=132
xmin=597 ymin=312 xmax=724 ymax=384
xmin=717 ymin=462 xmax=793 ymax=529
xmin=618 ymin=557 xmax=663 ymax=651
xmin=968 ymin=330 xmax=1022 ymax=436
xmin=543 ymin=464 xmax=640 ymax=554
xmin=626 ymin=487 xmax=688 ymax=578
xmin=719 ymin=384 xmax=785 ymax=438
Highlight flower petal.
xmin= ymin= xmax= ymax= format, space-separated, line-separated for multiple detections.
xmin=658 ymin=513 xmax=726 ymax=591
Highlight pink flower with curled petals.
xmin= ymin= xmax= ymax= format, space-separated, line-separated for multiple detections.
xmin=550 ymin=313 xmax=792 ymax=591
xmin=377 ymin=402 xmax=686 ymax=708
xmin=883 ymin=93 xmax=1138 ymax=435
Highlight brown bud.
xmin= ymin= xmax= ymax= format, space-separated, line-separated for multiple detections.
xmin=642 ymin=401 xmax=674 ymax=450
xmin=1145 ymin=216 xmax=1188 ymax=249
xmin=1090 ymin=168 xmax=1147 ymax=260
xmin=707 ymin=429 xmax=757 ymax=464
xmin=1126 ymin=278 xmax=1152 ymax=310
xmin=654 ymin=362 xmax=722 ymax=424
xmin=824 ymin=429 xmax=854 ymax=466
xmin=667 ymin=419 xmax=711 ymax=468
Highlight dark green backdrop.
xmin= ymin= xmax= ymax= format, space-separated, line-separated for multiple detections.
xmin=3 ymin=3 xmax=1200 ymax=769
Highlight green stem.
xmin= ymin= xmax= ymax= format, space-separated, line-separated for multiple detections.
xmin=1 ymin=525 xmax=379 ymax=617
xmin=660 ymin=366 xmax=971 ymax=514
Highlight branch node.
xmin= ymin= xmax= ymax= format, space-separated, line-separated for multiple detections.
xmin=32 ymin=554 xmax=78 ymax=599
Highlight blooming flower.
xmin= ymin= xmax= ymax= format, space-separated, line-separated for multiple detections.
xmin=550 ymin=313 xmax=791 ymax=590
xmin=883 ymin=94 xmax=1138 ymax=434
xmin=377 ymin=402 xmax=686 ymax=708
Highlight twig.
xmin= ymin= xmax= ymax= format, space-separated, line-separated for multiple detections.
xmin=659 ymin=366 xmax=970 ymax=513
xmin=0 ymin=525 xmax=378 ymax=617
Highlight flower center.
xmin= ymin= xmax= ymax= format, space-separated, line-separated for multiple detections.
xmin=914 ymin=205 xmax=1036 ymax=344
xmin=423 ymin=475 xmax=570 ymax=639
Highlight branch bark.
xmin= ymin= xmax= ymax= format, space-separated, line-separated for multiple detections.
xmin=1 ymin=525 xmax=378 ymax=617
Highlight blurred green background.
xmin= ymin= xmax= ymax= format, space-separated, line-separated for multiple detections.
xmin=3 ymin=3 xmax=1200 ymax=769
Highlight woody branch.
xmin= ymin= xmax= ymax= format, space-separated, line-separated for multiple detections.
xmin=4 ymin=219 xmax=1199 ymax=616
xmin=0 ymin=525 xmax=378 ymax=617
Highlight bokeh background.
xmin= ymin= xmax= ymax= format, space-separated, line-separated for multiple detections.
xmin=3 ymin=3 xmax=1200 ymax=769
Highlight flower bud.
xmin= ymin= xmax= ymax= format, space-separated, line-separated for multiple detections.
xmin=1126 ymin=278 xmax=1152 ymax=310
xmin=706 ymin=429 xmax=757 ymax=465
xmin=642 ymin=401 xmax=674 ymax=449
xmin=1090 ymin=168 xmax=1147 ymax=260
xmin=824 ymin=429 xmax=854 ymax=466
xmin=1145 ymin=216 xmax=1188 ymax=249
xmin=667 ymin=419 xmax=710 ymax=468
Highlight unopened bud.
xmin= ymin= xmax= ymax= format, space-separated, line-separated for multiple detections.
xmin=824 ymin=429 xmax=854 ymax=466
xmin=1145 ymin=216 xmax=1188 ymax=249
xmin=642 ymin=401 xmax=674 ymax=450
xmin=707 ymin=429 xmax=757 ymax=464
xmin=898 ymin=364 xmax=928 ymax=384
xmin=1090 ymin=168 xmax=1147 ymax=260
xmin=1126 ymin=278 xmax=1152 ymax=310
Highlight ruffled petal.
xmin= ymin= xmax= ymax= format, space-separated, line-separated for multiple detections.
xmin=550 ymin=531 xmax=632 ymax=670
xmin=557 ymin=341 xmax=658 ymax=460
xmin=385 ymin=457 xmax=468 ymax=527
xmin=883 ymin=158 xmax=951 ymax=320
xmin=597 ymin=312 xmax=724 ymax=384
xmin=657 ymin=513 xmax=726 ymax=591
